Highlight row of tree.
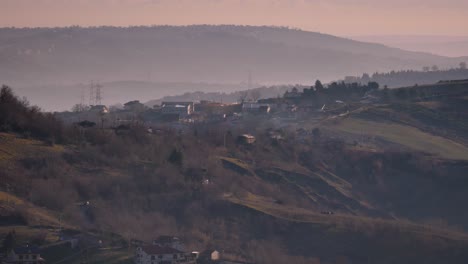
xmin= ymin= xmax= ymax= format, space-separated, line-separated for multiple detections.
xmin=343 ymin=64 xmax=468 ymax=88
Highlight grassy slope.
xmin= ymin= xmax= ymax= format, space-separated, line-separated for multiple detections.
xmin=226 ymin=192 xmax=468 ymax=244
xmin=0 ymin=133 xmax=64 ymax=164
xmin=0 ymin=191 xmax=66 ymax=227
xmin=328 ymin=117 xmax=468 ymax=160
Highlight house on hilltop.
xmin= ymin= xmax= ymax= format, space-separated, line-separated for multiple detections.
xmin=242 ymin=102 xmax=270 ymax=114
xmin=89 ymin=105 xmax=109 ymax=114
xmin=161 ymin=102 xmax=194 ymax=118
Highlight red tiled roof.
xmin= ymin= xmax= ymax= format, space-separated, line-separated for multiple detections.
xmin=141 ymin=245 xmax=183 ymax=255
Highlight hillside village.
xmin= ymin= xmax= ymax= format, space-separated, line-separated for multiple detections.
xmin=58 ymin=78 xmax=468 ymax=142
xmin=58 ymin=80 xmax=382 ymax=134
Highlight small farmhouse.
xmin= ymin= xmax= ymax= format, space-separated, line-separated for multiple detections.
xmin=242 ymin=102 xmax=270 ymax=114
xmin=89 ymin=105 xmax=109 ymax=114
xmin=6 ymin=245 xmax=45 ymax=264
xmin=237 ymin=134 xmax=256 ymax=144
xmin=135 ymin=245 xmax=195 ymax=264
xmin=161 ymin=102 xmax=194 ymax=118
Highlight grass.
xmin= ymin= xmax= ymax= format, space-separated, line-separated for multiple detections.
xmin=53 ymin=247 xmax=133 ymax=264
xmin=0 ymin=133 xmax=65 ymax=167
xmin=0 ymin=225 xmax=60 ymax=245
xmin=218 ymin=156 xmax=256 ymax=176
xmin=0 ymin=191 xmax=72 ymax=228
xmin=81 ymin=248 xmax=133 ymax=264
xmin=330 ymin=118 xmax=468 ymax=160
xmin=226 ymin=193 xmax=468 ymax=243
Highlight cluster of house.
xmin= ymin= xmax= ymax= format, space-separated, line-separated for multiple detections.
xmin=63 ymin=86 xmax=361 ymax=132
xmin=134 ymin=236 xmax=252 ymax=264
xmin=2 ymin=245 xmax=45 ymax=264
xmin=135 ymin=236 xmax=197 ymax=264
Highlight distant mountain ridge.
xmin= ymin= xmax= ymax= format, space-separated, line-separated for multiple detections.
xmin=1 ymin=25 xmax=466 ymax=87
xmin=351 ymin=35 xmax=468 ymax=57
xmin=2 ymin=25 xmax=468 ymax=111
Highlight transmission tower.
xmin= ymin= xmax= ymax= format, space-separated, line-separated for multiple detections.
xmin=89 ymin=81 xmax=95 ymax=106
xmin=80 ymin=86 xmax=85 ymax=106
xmin=95 ymin=82 xmax=103 ymax=105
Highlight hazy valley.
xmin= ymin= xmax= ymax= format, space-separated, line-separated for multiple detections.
xmin=2 ymin=25 xmax=468 ymax=111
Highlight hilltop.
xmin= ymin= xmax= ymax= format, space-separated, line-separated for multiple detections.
xmin=2 ymin=25 xmax=465 ymax=85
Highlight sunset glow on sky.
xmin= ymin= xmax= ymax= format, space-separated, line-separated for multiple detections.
xmin=1 ymin=0 xmax=468 ymax=36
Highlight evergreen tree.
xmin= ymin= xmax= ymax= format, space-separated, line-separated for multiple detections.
xmin=315 ymin=80 xmax=324 ymax=92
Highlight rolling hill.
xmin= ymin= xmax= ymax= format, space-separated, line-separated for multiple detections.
xmin=2 ymin=25 xmax=466 ymax=86
xmin=1 ymin=25 xmax=468 ymax=110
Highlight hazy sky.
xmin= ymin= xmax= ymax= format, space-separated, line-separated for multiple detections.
xmin=1 ymin=0 xmax=468 ymax=36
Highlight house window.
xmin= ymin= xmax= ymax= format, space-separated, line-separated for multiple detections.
xmin=158 ymin=255 xmax=163 ymax=259
xmin=19 ymin=255 xmax=23 ymax=260
xmin=151 ymin=255 xmax=155 ymax=260
xmin=33 ymin=255 xmax=37 ymax=259
xmin=173 ymin=254 xmax=177 ymax=259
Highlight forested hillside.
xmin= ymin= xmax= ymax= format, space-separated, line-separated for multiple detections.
xmin=342 ymin=67 xmax=468 ymax=88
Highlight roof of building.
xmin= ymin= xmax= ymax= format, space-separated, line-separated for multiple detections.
xmin=141 ymin=245 xmax=184 ymax=255
xmin=154 ymin=236 xmax=180 ymax=243
xmin=162 ymin=102 xmax=194 ymax=106
xmin=13 ymin=245 xmax=41 ymax=254
xmin=242 ymin=102 xmax=270 ymax=109
xmin=163 ymin=104 xmax=189 ymax=108
xmin=240 ymin=134 xmax=255 ymax=139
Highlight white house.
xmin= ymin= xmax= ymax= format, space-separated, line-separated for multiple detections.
xmin=7 ymin=245 xmax=45 ymax=264
xmin=161 ymin=102 xmax=194 ymax=118
xmin=89 ymin=105 xmax=109 ymax=114
xmin=241 ymin=102 xmax=271 ymax=114
xmin=135 ymin=245 xmax=195 ymax=264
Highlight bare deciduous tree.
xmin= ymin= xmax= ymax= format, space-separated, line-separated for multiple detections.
xmin=238 ymin=91 xmax=249 ymax=103
xmin=250 ymin=90 xmax=261 ymax=102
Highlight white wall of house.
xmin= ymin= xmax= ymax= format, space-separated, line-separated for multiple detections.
xmin=135 ymin=247 xmax=185 ymax=264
